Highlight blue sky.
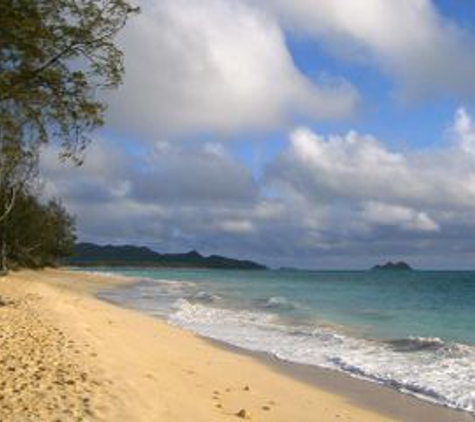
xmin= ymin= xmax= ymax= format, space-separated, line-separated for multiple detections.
xmin=192 ymin=1 xmax=475 ymax=180
xmin=42 ymin=0 xmax=475 ymax=269
xmin=286 ymin=27 xmax=473 ymax=150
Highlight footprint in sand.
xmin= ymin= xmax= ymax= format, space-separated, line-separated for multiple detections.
xmin=235 ymin=408 xmax=249 ymax=419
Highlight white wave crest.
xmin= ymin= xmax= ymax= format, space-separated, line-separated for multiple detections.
xmin=168 ymin=300 xmax=475 ymax=415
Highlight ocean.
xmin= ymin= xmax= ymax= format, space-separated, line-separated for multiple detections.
xmin=91 ymin=268 xmax=475 ymax=415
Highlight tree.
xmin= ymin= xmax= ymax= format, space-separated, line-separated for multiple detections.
xmin=4 ymin=194 xmax=76 ymax=269
xmin=0 ymin=0 xmax=137 ymax=272
xmin=0 ymin=0 xmax=138 ymax=160
xmin=0 ymin=142 xmax=38 ymax=271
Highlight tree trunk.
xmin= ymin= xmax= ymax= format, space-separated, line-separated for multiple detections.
xmin=0 ymin=186 xmax=17 ymax=224
xmin=0 ymin=228 xmax=7 ymax=275
xmin=0 ymin=187 xmax=12 ymax=275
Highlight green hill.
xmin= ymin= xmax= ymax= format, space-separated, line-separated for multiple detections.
xmin=67 ymin=243 xmax=267 ymax=270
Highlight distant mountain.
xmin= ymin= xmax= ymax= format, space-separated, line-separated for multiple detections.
xmin=372 ymin=261 xmax=413 ymax=271
xmin=67 ymin=243 xmax=267 ymax=270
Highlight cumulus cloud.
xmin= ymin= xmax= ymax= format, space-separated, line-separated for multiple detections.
xmin=453 ymin=107 xmax=475 ymax=154
xmin=42 ymin=140 xmax=258 ymax=207
xmin=267 ymin=109 xmax=475 ymax=212
xmin=258 ymin=106 xmax=475 ymax=264
xmin=40 ymin=139 xmax=261 ymax=249
xmin=40 ymin=108 xmax=475 ymax=268
xmin=361 ymin=202 xmax=439 ymax=232
xmin=258 ymin=0 xmax=475 ymax=100
xmin=131 ymin=142 xmax=258 ymax=204
xmin=218 ymin=220 xmax=255 ymax=235
xmin=106 ymin=0 xmax=358 ymax=138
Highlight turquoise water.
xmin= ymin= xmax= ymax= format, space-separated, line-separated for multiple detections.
xmin=92 ymin=268 xmax=475 ymax=414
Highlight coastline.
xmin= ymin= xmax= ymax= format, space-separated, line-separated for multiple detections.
xmin=206 ymin=339 xmax=474 ymax=422
xmin=0 ymin=269 xmax=470 ymax=421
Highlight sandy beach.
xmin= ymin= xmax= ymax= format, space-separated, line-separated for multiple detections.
xmin=0 ymin=269 xmax=470 ymax=421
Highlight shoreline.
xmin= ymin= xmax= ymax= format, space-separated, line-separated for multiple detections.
xmin=93 ymin=268 xmax=474 ymax=421
xmin=0 ymin=268 xmax=471 ymax=421
xmin=205 ymin=338 xmax=474 ymax=422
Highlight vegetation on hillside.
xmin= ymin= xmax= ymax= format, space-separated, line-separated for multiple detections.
xmin=68 ymin=243 xmax=268 ymax=270
xmin=0 ymin=0 xmax=137 ymax=272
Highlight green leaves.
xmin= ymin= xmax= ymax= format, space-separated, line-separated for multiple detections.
xmin=2 ymin=193 xmax=76 ymax=268
xmin=0 ymin=0 xmax=137 ymax=158
xmin=0 ymin=0 xmax=137 ymax=270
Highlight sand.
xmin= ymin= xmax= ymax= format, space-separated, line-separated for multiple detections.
xmin=0 ymin=269 xmax=463 ymax=421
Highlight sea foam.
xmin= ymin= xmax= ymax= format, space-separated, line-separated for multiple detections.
xmin=94 ymin=269 xmax=475 ymax=415
xmin=168 ymin=300 xmax=475 ymax=414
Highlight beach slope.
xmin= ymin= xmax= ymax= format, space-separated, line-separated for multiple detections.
xmin=0 ymin=269 xmax=403 ymax=421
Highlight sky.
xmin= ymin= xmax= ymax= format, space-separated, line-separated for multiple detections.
xmin=40 ymin=0 xmax=475 ymax=269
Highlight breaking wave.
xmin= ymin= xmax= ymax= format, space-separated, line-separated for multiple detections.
xmin=258 ymin=296 xmax=301 ymax=310
xmin=168 ymin=300 xmax=475 ymax=415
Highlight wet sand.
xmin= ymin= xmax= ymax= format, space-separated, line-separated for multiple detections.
xmin=208 ymin=340 xmax=473 ymax=422
xmin=0 ymin=269 xmax=471 ymax=421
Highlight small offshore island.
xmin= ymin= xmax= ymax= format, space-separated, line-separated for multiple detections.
xmin=372 ymin=261 xmax=413 ymax=271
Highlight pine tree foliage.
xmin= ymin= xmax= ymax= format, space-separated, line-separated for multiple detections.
xmin=3 ymin=194 xmax=76 ymax=269
xmin=0 ymin=0 xmax=137 ymax=272
xmin=0 ymin=0 xmax=138 ymax=160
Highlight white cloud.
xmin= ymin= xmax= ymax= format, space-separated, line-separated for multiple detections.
xmin=453 ymin=107 xmax=475 ymax=155
xmin=219 ymin=220 xmax=254 ymax=234
xmin=362 ymin=202 xmax=439 ymax=232
xmin=267 ymin=126 xmax=414 ymax=204
xmin=266 ymin=108 xmax=475 ymax=237
xmin=107 ymin=0 xmax=358 ymax=138
xmin=40 ymin=108 xmax=475 ymax=268
xmin=258 ymin=0 xmax=475 ymax=99
xmin=42 ymin=139 xmax=258 ymax=208
xmin=133 ymin=142 xmax=258 ymax=204
xmin=269 ymin=108 xmax=475 ymax=211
